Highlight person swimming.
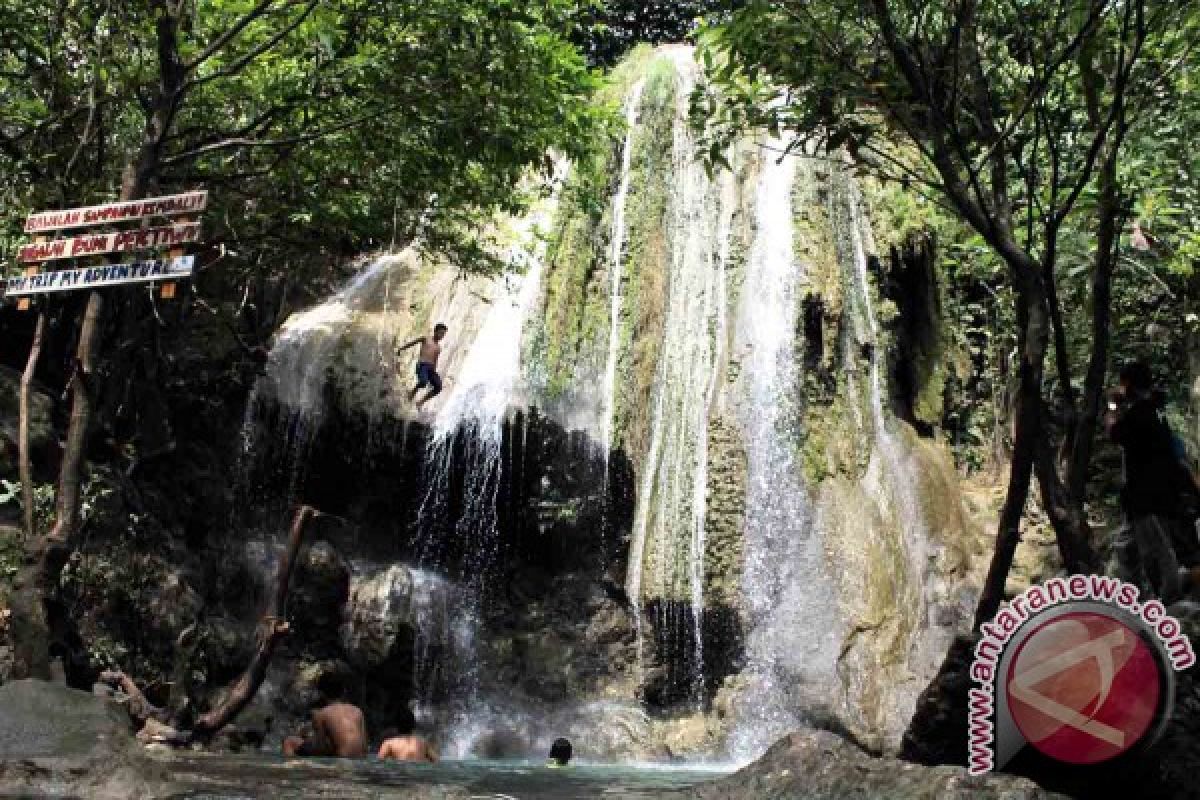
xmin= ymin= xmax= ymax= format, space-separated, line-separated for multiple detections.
xmin=282 ymin=702 xmax=368 ymax=759
xmin=546 ymin=737 xmax=572 ymax=768
xmin=377 ymin=707 xmax=438 ymax=764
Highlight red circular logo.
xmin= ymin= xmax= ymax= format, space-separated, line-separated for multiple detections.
xmin=1005 ymin=611 xmax=1162 ymax=765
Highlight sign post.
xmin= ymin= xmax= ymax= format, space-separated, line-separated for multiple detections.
xmin=2 ymin=190 xmax=207 ymax=305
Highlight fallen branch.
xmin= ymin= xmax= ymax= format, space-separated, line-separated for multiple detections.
xmin=95 ymin=505 xmax=319 ymax=744
xmin=191 ymin=504 xmax=317 ymax=738
xmin=98 ymin=669 xmax=169 ymax=726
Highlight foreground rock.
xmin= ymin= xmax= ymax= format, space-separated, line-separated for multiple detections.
xmin=0 ymin=679 xmax=176 ymax=798
xmin=694 ymin=730 xmax=1064 ymax=800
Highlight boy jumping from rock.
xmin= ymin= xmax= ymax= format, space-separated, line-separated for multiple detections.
xmin=399 ymin=323 xmax=448 ymax=410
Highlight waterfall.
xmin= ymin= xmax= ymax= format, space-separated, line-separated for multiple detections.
xmin=412 ymin=160 xmax=569 ymax=756
xmin=624 ymin=50 xmax=730 ymax=706
xmin=600 ymin=80 xmax=646 ymax=470
xmin=234 ymin=44 xmax=982 ymax=767
xmin=727 ymin=148 xmax=844 ymax=761
xmin=840 ymin=172 xmax=948 ymax=718
xmin=241 ymin=254 xmax=405 ymax=500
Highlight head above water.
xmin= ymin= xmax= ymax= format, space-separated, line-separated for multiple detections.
xmin=433 ymin=323 xmax=448 ymax=341
xmin=395 ymin=706 xmax=417 ymax=736
xmin=548 ymin=737 xmax=572 ymax=766
xmin=314 ymin=671 xmax=348 ymax=706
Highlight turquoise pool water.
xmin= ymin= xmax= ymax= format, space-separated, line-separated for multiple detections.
xmin=162 ymin=754 xmax=731 ymax=799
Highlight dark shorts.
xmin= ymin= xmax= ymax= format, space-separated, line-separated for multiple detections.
xmin=415 ymin=362 xmax=443 ymax=395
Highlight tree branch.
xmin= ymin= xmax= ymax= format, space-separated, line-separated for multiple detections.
xmin=184 ymin=0 xmax=280 ymax=71
xmin=184 ymin=0 xmax=320 ymax=92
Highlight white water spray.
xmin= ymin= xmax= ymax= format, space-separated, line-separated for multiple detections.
xmin=623 ymin=50 xmax=729 ymax=705
xmin=412 ymin=160 xmax=570 ymax=756
xmin=600 ymin=81 xmax=646 ymax=469
xmin=727 ymin=148 xmax=844 ymax=762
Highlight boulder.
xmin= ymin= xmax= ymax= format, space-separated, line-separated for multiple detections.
xmin=695 ymin=729 xmax=1065 ymax=800
xmin=291 ymin=540 xmax=350 ymax=645
xmin=0 ymin=679 xmax=176 ymax=798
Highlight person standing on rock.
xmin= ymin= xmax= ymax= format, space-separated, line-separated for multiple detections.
xmin=399 ymin=323 xmax=449 ymax=411
xmin=1106 ymin=361 xmax=1200 ymax=602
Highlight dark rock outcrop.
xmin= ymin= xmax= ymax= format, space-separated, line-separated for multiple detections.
xmin=0 ymin=679 xmax=175 ymax=798
xmin=695 ymin=729 xmax=1064 ymax=799
xmin=904 ymin=612 xmax=1200 ymax=800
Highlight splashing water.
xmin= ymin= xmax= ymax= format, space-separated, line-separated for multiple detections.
xmin=412 ymin=160 xmax=570 ymax=756
xmin=242 ymin=255 xmax=406 ymax=501
xmin=624 ymin=51 xmax=730 ymax=706
xmin=600 ymin=81 xmax=646 ymax=470
xmin=727 ymin=148 xmax=844 ymax=762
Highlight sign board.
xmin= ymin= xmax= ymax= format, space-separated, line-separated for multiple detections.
xmin=18 ymin=223 xmax=202 ymax=263
xmin=24 ymin=191 xmax=208 ymax=234
xmin=2 ymin=256 xmax=194 ymax=297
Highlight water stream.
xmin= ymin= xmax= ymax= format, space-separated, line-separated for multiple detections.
xmin=411 ymin=160 xmax=570 ymax=757
xmin=623 ymin=52 xmax=731 ymax=705
xmin=600 ymin=80 xmax=646 ymax=474
xmin=726 ymin=148 xmax=844 ymax=762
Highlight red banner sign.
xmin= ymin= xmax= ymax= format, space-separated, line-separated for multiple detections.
xmin=24 ymin=190 xmax=208 ymax=234
xmin=17 ymin=223 xmax=202 ymax=263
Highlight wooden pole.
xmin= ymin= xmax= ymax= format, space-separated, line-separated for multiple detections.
xmin=19 ymin=309 xmax=47 ymax=539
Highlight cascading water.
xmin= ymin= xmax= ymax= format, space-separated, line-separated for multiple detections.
xmin=237 ymin=44 xmax=986 ymax=768
xmin=837 ymin=169 xmax=950 ymax=719
xmin=623 ymin=51 xmax=732 ymax=705
xmin=412 ymin=160 xmax=570 ymax=756
xmin=726 ymin=148 xmax=844 ymax=762
xmin=243 ymin=255 xmax=402 ymax=500
xmin=600 ymin=81 xmax=646 ymax=472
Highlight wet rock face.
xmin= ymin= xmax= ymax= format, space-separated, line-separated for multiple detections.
xmin=697 ymin=729 xmax=1066 ymax=800
xmin=340 ymin=564 xmax=434 ymax=671
xmin=291 ymin=541 xmax=350 ymax=648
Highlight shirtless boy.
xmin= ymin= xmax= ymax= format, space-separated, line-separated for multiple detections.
xmin=282 ymin=702 xmax=368 ymax=759
xmin=378 ymin=734 xmax=439 ymax=763
xmin=377 ymin=708 xmax=438 ymax=763
xmin=399 ymin=323 xmax=449 ymax=410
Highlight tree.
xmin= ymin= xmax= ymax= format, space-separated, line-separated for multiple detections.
xmin=698 ymin=0 xmax=1193 ymax=626
xmin=574 ymin=0 xmax=742 ymax=66
xmin=1 ymin=0 xmax=600 ymax=681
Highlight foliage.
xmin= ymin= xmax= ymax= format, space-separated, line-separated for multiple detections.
xmin=697 ymin=0 xmax=1198 ymax=475
xmin=574 ymin=1 xmax=741 ymax=67
xmin=0 ymin=0 xmax=604 ymax=307
xmin=697 ymin=0 xmax=1200 ymax=621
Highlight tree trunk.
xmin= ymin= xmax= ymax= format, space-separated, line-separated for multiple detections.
xmin=44 ymin=291 xmax=103 ymax=555
xmin=1035 ymin=431 xmax=1099 ymax=574
xmin=1192 ymin=269 xmax=1200 ymax=452
xmin=1067 ymin=148 xmax=1122 ymax=506
xmin=10 ymin=1 xmax=189 ymax=682
xmin=191 ymin=506 xmax=316 ymax=738
xmin=973 ymin=361 xmax=1042 ymax=628
xmin=973 ymin=268 xmax=1049 ymax=629
xmin=19 ymin=310 xmax=47 ymax=539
